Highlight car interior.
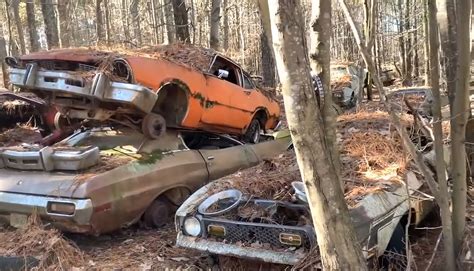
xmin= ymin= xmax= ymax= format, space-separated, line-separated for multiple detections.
xmin=209 ymin=56 xmax=242 ymax=86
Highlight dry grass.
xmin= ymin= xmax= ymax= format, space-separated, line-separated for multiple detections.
xmin=0 ymin=215 xmax=86 ymax=270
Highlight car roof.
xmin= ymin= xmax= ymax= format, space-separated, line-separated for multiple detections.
xmin=19 ymin=44 xmax=227 ymax=74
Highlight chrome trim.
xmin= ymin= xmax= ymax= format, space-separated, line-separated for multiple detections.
xmin=0 ymin=192 xmax=93 ymax=225
xmin=0 ymin=146 xmax=100 ymax=171
xmin=176 ymin=232 xmax=308 ymax=266
xmin=8 ymin=67 xmax=158 ymax=114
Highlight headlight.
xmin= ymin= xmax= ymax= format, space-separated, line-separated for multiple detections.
xmin=183 ymin=217 xmax=202 ymax=237
xmin=47 ymin=201 xmax=75 ymax=215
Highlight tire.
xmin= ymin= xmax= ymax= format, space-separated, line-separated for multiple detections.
xmin=142 ymin=113 xmax=166 ymax=139
xmin=244 ymin=119 xmax=261 ymax=144
xmin=143 ymin=198 xmax=172 ymax=228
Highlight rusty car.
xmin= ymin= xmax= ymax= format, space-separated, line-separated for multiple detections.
xmin=5 ymin=44 xmax=280 ymax=143
xmin=0 ymin=125 xmax=291 ymax=235
xmin=175 ymin=161 xmax=433 ymax=266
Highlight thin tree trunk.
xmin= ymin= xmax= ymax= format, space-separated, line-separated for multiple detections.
xmin=404 ymin=0 xmax=412 ymax=84
xmin=222 ymin=0 xmax=228 ymax=49
xmin=238 ymin=5 xmax=244 ymax=63
xmin=257 ymin=0 xmax=276 ymax=87
xmin=427 ymin=1 xmax=456 ymax=269
xmin=398 ymin=0 xmax=406 ymax=77
xmin=157 ymin=0 xmax=165 ymax=43
xmin=121 ymin=0 xmax=130 ymax=42
xmin=57 ymin=0 xmax=70 ymax=48
xmin=171 ymin=0 xmax=190 ymax=43
xmin=151 ymin=0 xmax=160 ymax=44
xmin=269 ymin=1 xmax=367 ymax=270
xmin=423 ymin=0 xmax=430 ymax=85
xmin=104 ymin=0 xmax=111 ymax=45
xmin=451 ymin=0 xmax=471 ymax=256
xmin=41 ymin=0 xmax=60 ymax=49
xmin=96 ymin=0 xmax=105 ymax=44
xmin=437 ymin=0 xmax=457 ymax=108
xmin=26 ymin=1 xmax=40 ymax=52
xmin=0 ymin=24 xmax=9 ymax=88
xmin=9 ymin=0 xmax=25 ymax=54
xmin=310 ymin=0 xmax=341 ymax=190
xmin=209 ymin=0 xmax=221 ymax=50
xmin=130 ymin=0 xmax=142 ymax=46
xmin=164 ymin=0 xmax=175 ymax=43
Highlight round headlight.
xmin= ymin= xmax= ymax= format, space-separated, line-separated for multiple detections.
xmin=183 ymin=217 xmax=202 ymax=237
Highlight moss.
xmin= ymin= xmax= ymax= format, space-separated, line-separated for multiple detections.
xmin=137 ymin=149 xmax=171 ymax=165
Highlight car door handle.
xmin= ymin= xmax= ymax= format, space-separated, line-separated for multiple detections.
xmin=207 ymin=156 xmax=215 ymax=160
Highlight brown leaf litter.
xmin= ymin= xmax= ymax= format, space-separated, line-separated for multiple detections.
xmin=0 ymin=125 xmax=42 ymax=147
xmin=209 ymin=102 xmax=413 ymax=207
xmin=0 ymin=215 xmax=86 ymax=270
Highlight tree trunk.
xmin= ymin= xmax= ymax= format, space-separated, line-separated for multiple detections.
xmin=57 ymin=0 xmax=70 ymax=48
xmin=437 ymin=0 xmax=457 ymax=108
xmin=398 ymin=0 xmax=406 ymax=77
xmin=130 ymin=0 xmax=142 ymax=46
xmin=259 ymin=29 xmax=275 ymax=87
xmin=41 ymin=0 xmax=60 ymax=49
xmin=209 ymin=0 xmax=221 ymax=50
xmin=451 ymin=0 xmax=471 ymax=256
xmin=268 ymin=1 xmax=367 ymax=270
xmin=0 ymin=24 xmax=9 ymax=88
xmin=309 ymin=0 xmax=342 ymax=190
xmin=121 ymin=0 xmax=131 ymax=43
xmin=26 ymin=1 xmax=40 ymax=52
xmin=164 ymin=0 xmax=175 ymax=43
xmin=222 ymin=0 xmax=228 ymax=49
xmin=172 ymin=0 xmax=190 ymax=43
xmin=257 ymin=0 xmax=276 ymax=87
xmin=104 ymin=0 xmax=111 ymax=45
xmin=404 ymin=0 xmax=412 ymax=85
xmin=427 ymin=1 xmax=456 ymax=269
xmin=423 ymin=0 xmax=430 ymax=85
xmin=150 ymin=0 xmax=160 ymax=44
xmin=96 ymin=0 xmax=105 ymax=44
xmin=9 ymin=0 xmax=26 ymax=54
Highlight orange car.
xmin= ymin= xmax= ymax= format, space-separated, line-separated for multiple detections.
xmin=6 ymin=45 xmax=280 ymax=143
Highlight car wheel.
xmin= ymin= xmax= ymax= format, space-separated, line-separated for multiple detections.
xmin=244 ymin=119 xmax=261 ymax=144
xmin=143 ymin=198 xmax=172 ymax=228
xmin=142 ymin=113 xmax=166 ymax=139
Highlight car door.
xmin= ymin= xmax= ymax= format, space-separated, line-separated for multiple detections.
xmin=227 ymin=72 xmax=261 ymax=129
xmin=200 ymin=56 xmax=246 ymax=130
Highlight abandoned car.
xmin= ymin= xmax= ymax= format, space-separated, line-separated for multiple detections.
xmin=5 ymin=44 xmax=280 ymax=143
xmin=0 ymin=126 xmax=291 ymax=234
xmin=175 ymin=102 xmax=437 ymax=266
xmin=175 ymin=168 xmax=431 ymax=265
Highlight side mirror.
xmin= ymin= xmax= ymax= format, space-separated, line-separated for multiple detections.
xmin=218 ymin=69 xmax=229 ymax=79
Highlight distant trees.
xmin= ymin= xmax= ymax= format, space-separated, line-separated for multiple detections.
xmin=172 ymin=0 xmax=190 ymax=43
xmin=26 ymin=1 xmax=40 ymax=52
xmin=40 ymin=0 xmax=60 ymax=49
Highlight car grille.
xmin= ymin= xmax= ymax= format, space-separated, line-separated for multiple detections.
xmin=202 ymin=218 xmax=315 ymax=249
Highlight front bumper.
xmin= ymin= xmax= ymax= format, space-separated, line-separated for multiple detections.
xmin=0 ymin=192 xmax=93 ymax=232
xmin=176 ymin=232 xmax=308 ymax=266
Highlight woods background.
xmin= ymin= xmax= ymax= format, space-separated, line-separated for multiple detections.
xmin=0 ymin=0 xmax=435 ymax=89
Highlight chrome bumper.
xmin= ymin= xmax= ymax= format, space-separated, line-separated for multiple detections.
xmin=176 ymin=232 xmax=308 ymax=266
xmin=9 ymin=65 xmax=158 ymax=114
xmin=0 ymin=192 xmax=93 ymax=226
